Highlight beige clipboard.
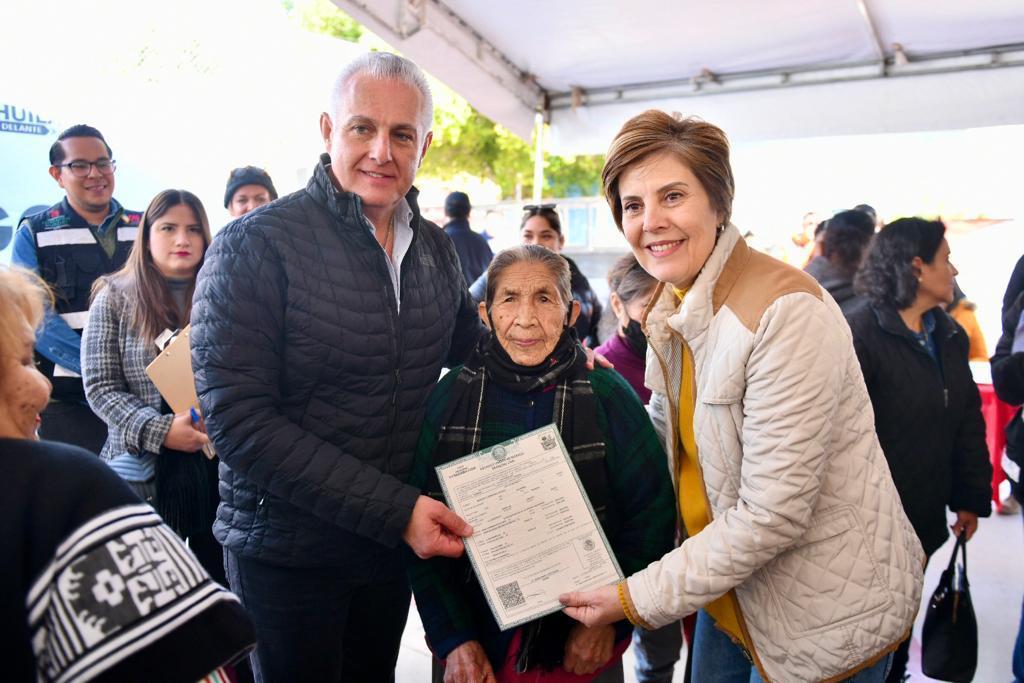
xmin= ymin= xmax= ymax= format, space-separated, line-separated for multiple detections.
xmin=145 ymin=324 xmax=216 ymax=459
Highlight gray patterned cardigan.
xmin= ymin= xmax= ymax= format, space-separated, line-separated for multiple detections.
xmin=82 ymin=284 xmax=174 ymax=461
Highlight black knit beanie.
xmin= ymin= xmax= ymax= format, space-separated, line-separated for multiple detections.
xmin=224 ymin=166 xmax=278 ymax=208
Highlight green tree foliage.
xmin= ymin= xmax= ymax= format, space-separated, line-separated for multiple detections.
xmin=286 ymin=0 xmax=603 ymax=199
xmin=283 ymin=0 xmax=363 ymax=42
xmin=421 ymin=98 xmax=531 ymax=198
xmin=422 ymin=95 xmax=604 ymax=199
xmin=545 ymin=153 xmax=604 ymax=197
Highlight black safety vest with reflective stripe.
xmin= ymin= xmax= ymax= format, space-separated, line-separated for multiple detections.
xmin=22 ymin=198 xmax=141 ymax=402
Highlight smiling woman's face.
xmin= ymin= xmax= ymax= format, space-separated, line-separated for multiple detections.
xmin=480 ymin=261 xmax=579 ymax=366
xmin=619 ymin=151 xmax=721 ymax=289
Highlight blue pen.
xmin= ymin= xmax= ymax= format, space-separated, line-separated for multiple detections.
xmin=190 ymin=407 xmax=212 ymax=458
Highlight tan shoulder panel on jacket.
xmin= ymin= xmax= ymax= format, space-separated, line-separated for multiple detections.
xmin=713 ymin=238 xmax=823 ymax=333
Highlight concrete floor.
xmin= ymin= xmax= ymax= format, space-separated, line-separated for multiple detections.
xmin=397 ymin=509 xmax=1022 ymax=682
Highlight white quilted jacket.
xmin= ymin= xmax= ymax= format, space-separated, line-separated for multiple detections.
xmin=626 ymin=225 xmax=925 ymax=682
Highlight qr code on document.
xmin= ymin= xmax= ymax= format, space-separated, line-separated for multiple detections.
xmin=496 ymin=581 xmax=525 ymax=609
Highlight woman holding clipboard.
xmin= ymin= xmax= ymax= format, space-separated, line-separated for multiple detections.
xmin=82 ymin=188 xmax=223 ymax=582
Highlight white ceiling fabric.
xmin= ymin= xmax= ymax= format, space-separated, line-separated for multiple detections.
xmin=334 ymin=0 xmax=1024 ymax=152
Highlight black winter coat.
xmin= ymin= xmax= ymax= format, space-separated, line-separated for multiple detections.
xmin=191 ymin=155 xmax=482 ymax=576
xmin=992 ymin=291 xmax=1024 ymax=502
xmin=993 ymin=291 xmax=1024 ymax=406
xmin=847 ymin=303 xmax=992 ymax=555
xmin=443 ymin=218 xmax=493 ymax=286
xmin=804 ymin=257 xmax=867 ymax=317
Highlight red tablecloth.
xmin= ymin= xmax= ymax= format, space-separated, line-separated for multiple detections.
xmin=977 ymin=382 xmax=1016 ymax=511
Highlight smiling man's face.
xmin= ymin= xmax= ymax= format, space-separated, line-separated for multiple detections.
xmin=49 ymin=136 xmax=115 ymax=217
xmin=320 ymin=75 xmax=432 ymax=228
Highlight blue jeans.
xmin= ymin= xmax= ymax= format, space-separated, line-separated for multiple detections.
xmin=690 ymin=610 xmax=892 ymax=683
xmin=1014 ymin=508 xmax=1024 ymax=683
xmin=225 ymin=551 xmax=411 ymax=683
xmin=1015 ymin=595 xmax=1024 ymax=683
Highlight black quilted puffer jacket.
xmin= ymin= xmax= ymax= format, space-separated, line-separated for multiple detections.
xmin=191 ymin=155 xmax=482 ymax=576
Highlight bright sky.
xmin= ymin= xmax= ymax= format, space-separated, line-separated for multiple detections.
xmin=2 ymin=0 xmax=1021 ymax=346
xmin=2 ymin=0 xmax=360 ymax=228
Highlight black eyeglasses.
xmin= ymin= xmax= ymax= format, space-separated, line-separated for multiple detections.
xmin=57 ymin=159 xmax=116 ymax=177
xmin=523 ymin=203 xmax=557 ymax=214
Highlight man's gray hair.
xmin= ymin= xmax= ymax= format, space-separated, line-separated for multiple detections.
xmin=485 ymin=245 xmax=572 ymax=311
xmin=329 ymin=52 xmax=434 ymax=133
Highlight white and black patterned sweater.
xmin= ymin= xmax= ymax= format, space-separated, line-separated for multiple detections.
xmin=0 ymin=438 xmax=254 ymax=682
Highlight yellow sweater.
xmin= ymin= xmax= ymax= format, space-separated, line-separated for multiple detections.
xmin=672 ymin=286 xmax=752 ymax=654
xmin=949 ymin=301 xmax=988 ymax=362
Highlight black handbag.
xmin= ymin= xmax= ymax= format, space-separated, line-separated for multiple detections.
xmin=921 ymin=532 xmax=978 ymax=682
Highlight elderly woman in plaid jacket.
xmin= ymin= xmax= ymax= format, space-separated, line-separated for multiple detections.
xmin=409 ymin=245 xmax=675 ymax=683
xmin=81 ymin=188 xmax=223 ymax=581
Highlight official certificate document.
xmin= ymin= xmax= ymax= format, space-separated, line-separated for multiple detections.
xmin=435 ymin=423 xmax=623 ymax=631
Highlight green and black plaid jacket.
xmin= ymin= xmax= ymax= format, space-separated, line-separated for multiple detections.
xmin=408 ymin=366 xmax=675 ymax=664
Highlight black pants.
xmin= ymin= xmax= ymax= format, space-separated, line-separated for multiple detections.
xmin=187 ymin=526 xmax=227 ymax=587
xmin=39 ymin=400 xmax=107 ymax=455
xmin=225 ymin=551 xmax=411 ymax=683
xmin=886 ymin=635 xmax=911 ymax=683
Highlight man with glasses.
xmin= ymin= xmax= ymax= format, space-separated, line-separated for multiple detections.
xmin=11 ymin=124 xmax=140 ymax=453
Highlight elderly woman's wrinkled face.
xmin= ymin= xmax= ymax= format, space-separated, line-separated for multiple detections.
xmin=0 ymin=330 xmax=51 ymax=440
xmin=480 ymin=262 xmax=580 ymax=366
xmin=619 ymin=152 xmax=721 ymax=289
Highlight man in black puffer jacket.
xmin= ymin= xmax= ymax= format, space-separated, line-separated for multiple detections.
xmin=191 ymin=53 xmax=482 ymax=682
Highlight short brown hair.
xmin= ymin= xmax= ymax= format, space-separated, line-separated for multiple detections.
xmin=0 ymin=266 xmax=51 ymax=384
xmin=602 ymin=111 xmax=734 ymax=231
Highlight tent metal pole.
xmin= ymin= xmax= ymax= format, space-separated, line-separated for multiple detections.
xmin=532 ymin=111 xmax=544 ymax=202
xmin=856 ymin=0 xmax=887 ymax=67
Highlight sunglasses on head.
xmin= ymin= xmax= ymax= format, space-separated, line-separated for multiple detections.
xmin=523 ymin=203 xmax=557 ymax=214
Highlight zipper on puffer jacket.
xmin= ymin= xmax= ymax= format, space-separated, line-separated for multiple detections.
xmin=902 ymin=322 xmax=956 ymax=409
xmin=385 ymin=296 xmax=401 ymax=470
xmin=364 ymin=213 xmax=404 ymax=470
xmin=646 ymin=327 xmax=681 ymax=497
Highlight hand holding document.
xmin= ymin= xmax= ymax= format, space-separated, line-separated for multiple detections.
xmin=436 ymin=424 xmax=621 ymax=631
xmin=146 ymin=325 xmax=216 ymax=459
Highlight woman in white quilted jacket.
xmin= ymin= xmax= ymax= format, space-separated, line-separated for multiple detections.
xmin=559 ymin=110 xmax=925 ymax=683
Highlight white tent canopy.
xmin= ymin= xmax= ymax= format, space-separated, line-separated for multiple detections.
xmin=332 ymin=0 xmax=1024 ymax=153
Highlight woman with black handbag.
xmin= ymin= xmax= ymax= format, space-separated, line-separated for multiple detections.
xmin=82 ymin=189 xmax=223 ymax=582
xmin=848 ymin=218 xmax=994 ymax=682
